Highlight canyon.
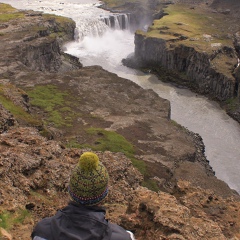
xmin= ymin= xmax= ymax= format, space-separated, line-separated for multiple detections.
xmin=0 ymin=1 xmax=240 ymax=239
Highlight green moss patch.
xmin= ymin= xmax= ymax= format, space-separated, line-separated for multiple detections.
xmin=65 ymin=127 xmax=159 ymax=192
xmin=102 ymin=0 xmax=139 ymax=7
xmin=27 ymin=84 xmax=78 ymax=127
xmin=65 ymin=127 xmax=146 ymax=172
xmin=144 ymin=4 xmax=233 ymax=52
xmin=0 ymin=3 xmax=24 ymax=23
xmin=0 ymin=209 xmax=31 ymax=231
xmin=86 ymin=127 xmax=135 ymax=155
xmin=0 ymin=86 xmax=40 ymax=126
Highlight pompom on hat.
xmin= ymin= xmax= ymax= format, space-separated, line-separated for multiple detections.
xmin=68 ymin=152 xmax=109 ymax=206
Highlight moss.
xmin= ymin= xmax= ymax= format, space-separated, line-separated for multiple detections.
xmin=0 ymin=209 xmax=31 ymax=231
xmin=145 ymin=3 xmax=233 ymax=53
xmin=43 ymin=14 xmax=74 ymax=24
xmin=101 ymin=0 xmax=139 ymax=7
xmin=142 ymin=179 xmax=159 ymax=192
xmin=65 ymin=128 xmax=152 ymax=188
xmin=27 ymin=84 xmax=77 ymax=127
xmin=0 ymin=3 xmax=24 ymax=23
xmin=131 ymin=158 xmax=146 ymax=175
xmin=0 ymin=91 xmax=41 ymax=126
xmin=85 ymin=127 xmax=135 ymax=156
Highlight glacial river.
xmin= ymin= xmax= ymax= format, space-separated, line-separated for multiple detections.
xmin=2 ymin=0 xmax=240 ymax=193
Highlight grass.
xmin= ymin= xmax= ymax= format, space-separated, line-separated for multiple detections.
xmin=143 ymin=3 xmax=233 ymax=52
xmin=137 ymin=3 xmax=235 ymax=78
xmin=101 ymin=0 xmax=140 ymax=7
xmin=27 ymin=84 xmax=77 ymax=127
xmin=42 ymin=14 xmax=75 ymax=40
xmin=142 ymin=179 xmax=160 ymax=192
xmin=66 ymin=127 xmax=147 ymax=174
xmin=85 ymin=127 xmax=135 ymax=155
xmin=65 ymin=127 xmax=159 ymax=192
xmin=0 ymin=3 xmax=24 ymax=23
xmin=0 ymin=209 xmax=31 ymax=231
xmin=66 ymin=127 xmax=136 ymax=157
xmin=43 ymin=14 xmax=74 ymax=24
xmin=0 ymin=85 xmax=41 ymax=126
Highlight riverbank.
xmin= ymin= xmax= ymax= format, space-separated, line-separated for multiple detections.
xmin=0 ymin=3 xmax=240 ymax=239
xmin=117 ymin=0 xmax=240 ymax=123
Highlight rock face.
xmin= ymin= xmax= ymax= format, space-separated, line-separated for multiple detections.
xmin=0 ymin=127 xmax=240 ymax=240
xmin=100 ymin=0 xmax=166 ymax=31
xmin=0 ymin=3 xmax=240 ymax=240
xmin=122 ymin=1 xmax=240 ymax=121
xmin=134 ymin=33 xmax=237 ymax=101
xmin=0 ymin=5 xmax=81 ymax=78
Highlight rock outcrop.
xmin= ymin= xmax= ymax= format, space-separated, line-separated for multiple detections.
xmin=0 ymin=127 xmax=240 ymax=239
xmin=133 ymin=33 xmax=237 ymax=101
xmin=123 ymin=1 xmax=240 ymax=121
xmin=0 ymin=4 xmax=81 ymax=78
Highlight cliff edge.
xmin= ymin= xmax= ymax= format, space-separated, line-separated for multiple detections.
xmin=122 ymin=0 xmax=240 ymax=122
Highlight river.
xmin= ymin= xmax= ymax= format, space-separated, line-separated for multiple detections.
xmin=2 ymin=0 xmax=240 ymax=193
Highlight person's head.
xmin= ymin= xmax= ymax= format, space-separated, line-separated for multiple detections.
xmin=68 ymin=152 xmax=109 ymax=206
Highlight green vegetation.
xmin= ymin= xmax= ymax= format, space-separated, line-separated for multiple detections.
xmin=27 ymin=84 xmax=77 ymax=127
xmin=101 ymin=0 xmax=139 ymax=7
xmin=43 ymin=14 xmax=74 ymax=24
xmin=0 ymin=85 xmax=41 ymax=126
xmin=42 ymin=14 xmax=75 ymax=39
xmin=131 ymin=158 xmax=146 ymax=175
xmin=66 ymin=128 xmax=159 ymax=192
xmin=142 ymin=179 xmax=160 ymax=192
xmin=224 ymin=97 xmax=239 ymax=111
xmin=67 ymin=127 xmax=135 ymax=156
xmin=0 ymin=209 xmax=31 ymax=230
xmin=85 ymin=127 xmax=135 ymax=156
xmin=0 ymin=3 xmax=24 ymax=23
xmin=143 ymin=4 xmax=233 ymax=52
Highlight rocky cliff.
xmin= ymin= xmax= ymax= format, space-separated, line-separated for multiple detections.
xmin=123 ymin=1 xmax=240 ymax=122
xmin=0 ymin=3 xmax=240 ymax=240
xmin=133 ymin=33 xmax=237 ymax=101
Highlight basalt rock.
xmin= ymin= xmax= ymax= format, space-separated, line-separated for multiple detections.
xmin=122 ymin=1 xmax=240 ymax=122
xmin=0 ymin=5 xmax=82 ymax=78
xmin=132 ymin=33 xmax=237 ymax=101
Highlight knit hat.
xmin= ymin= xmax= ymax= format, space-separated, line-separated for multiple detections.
xmin=68 ymin=152 xmax=109 ymax=206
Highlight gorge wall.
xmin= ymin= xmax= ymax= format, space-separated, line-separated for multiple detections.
xmin=122 ymin=0 xmax=240 ymax=122
xmin=134 ymin=33 xmax=237 ymax=101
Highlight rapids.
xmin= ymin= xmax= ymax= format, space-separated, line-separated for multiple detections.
xmin=2 ymin=0 xmax=240 ymax=193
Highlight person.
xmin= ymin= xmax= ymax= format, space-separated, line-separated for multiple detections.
xmin=31 ymin=152 xmax=135 ymax=240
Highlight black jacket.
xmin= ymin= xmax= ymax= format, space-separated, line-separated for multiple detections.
xmin=31 ymin=202 xmax=131 ymax=240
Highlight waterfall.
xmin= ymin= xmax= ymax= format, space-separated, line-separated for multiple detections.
xmin=74 ymin=19 xmax=110 ymax=41
xmin=100 ymin=14 xmax=130 ymax=30
xmin=74 ymin=14 xmax=131 ymax=41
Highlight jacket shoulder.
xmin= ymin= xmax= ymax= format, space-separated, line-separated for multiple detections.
xmin=109 ymin=223 xmax=132 ymax=240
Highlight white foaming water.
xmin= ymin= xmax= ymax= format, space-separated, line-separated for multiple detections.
xmin=2 ymin=0 xmax=240 ymax=193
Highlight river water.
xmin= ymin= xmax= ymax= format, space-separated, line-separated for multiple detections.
xmin=2 ymin=0 xmax=240 ymax=193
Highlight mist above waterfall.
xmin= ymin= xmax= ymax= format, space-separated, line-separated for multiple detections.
xmin=65 ymin=29 xmax=134 ymax=70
